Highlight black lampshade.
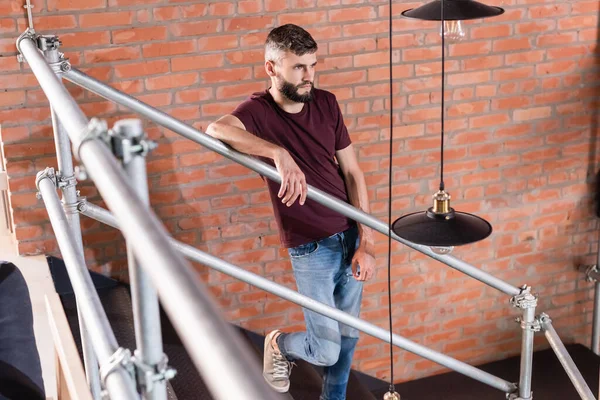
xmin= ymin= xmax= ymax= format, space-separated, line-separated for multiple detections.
xmin=392 ymin=208 xmax=492 ymax=246
xmin=402 ymin=0 xmax=504 ymax=21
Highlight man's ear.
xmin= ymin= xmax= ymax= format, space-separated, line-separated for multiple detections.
xmin=265 ymin=60 xmax=277 ymax=77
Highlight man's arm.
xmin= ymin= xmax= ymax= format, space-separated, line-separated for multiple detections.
xmin=336 ymin=144 xmax=376 ymax=281
xmin=206 ymin=115 xmax=307 ymax=206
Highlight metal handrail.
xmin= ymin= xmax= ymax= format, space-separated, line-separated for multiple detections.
xmin=63 ymin=67 xmax=522 ymax=298
xmin=79 ymin=201 xmax=518 ymax=394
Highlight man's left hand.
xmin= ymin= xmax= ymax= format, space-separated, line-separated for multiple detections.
xmin=351 ymin=246 xmax=376 ymax=282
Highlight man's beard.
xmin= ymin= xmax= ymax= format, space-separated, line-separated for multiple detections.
xmin=277 ymin=78 xmax=314 ymax=103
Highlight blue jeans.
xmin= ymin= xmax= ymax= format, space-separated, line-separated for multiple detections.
xmin=279 ymin=225 xmax=363 ymax=400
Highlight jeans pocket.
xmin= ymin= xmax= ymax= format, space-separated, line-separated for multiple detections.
xmin=288 ymin=241 xmax=319 ymax=258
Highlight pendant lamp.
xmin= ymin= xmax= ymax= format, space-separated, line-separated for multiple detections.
xmin=392 ymin=0 xmax=505 ymax=249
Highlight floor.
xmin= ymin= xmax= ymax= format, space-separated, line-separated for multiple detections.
xmin=373 ymin=344 xmax=600 ymax=399
xmin=0 ymin=231 xmax=57 ymax=400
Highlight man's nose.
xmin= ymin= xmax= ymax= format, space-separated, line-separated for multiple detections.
xmin=303 ymin=68 xmax=313 ymax=82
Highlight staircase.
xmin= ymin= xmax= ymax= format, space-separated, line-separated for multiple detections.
xmin=48 ymin=256 xmax=600 ymax=400
xmin=47 ymin=256 xmax=384 ymax=400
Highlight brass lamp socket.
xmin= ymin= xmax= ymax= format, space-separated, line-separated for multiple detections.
xmin=432 ymin=190 xmax=451 ymax=214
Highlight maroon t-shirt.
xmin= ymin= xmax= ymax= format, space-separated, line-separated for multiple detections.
xmin=231 ymin=88 xmax=354 ymax=248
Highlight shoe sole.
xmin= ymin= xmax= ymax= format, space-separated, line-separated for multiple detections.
xmin=263 ymin=372 xmax=290 ymax=393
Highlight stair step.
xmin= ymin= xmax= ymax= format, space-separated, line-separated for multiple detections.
xmin=347 ymin=370 xmax=377 ymax=400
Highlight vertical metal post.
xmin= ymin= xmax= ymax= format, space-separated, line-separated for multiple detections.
xmin=593 ymin=280 xmax=600 ymax=355
xmin=592 ymin=237 xmax=600 ymax=355
xmin=43 ymin=38 xmax=102 ymax=400
xmin=112 ymin=119 xmax=168 ymax=400
xmin=539 ymin=314 xmax=596 ymax=400
xmin=511 ymin=286 xmax=538 ymax=400
xmin=37 ymin=171 xmax=140 ymax=400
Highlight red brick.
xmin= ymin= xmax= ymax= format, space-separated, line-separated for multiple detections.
xmin=329 ymin=7 xmax=376 ymax=22
xmin=0 ymin=57 xmax=19 ymax=72
xmin=172 ymin=54 xmax=224 ymax=72
xmin=18 ymin=239 xmax=57 ymax=255
xmin=493 ymin=66 xmax=534 ymax=81
xmin=319 ymin=71 xmax=366 ymax=87
xmin=278 ymin=11 xmax=327 ymax=26
xmin=216 ymin=82 xmax=266 ymax=100
xmin=113 ymin=27 xmax=168 ymax=44
xmin=573 ymin=1 xmax=600 ymax=14
xmin=0 ymin=90 xmax=25 ymax=107
xmin=343 ymin=21 xmax=388 ymax=37
xmin=537 ymin=32 xmax=577 ymax=47
xmin=201 ymin=68 xmax=252 ymax=84
xmin=548 ymin=46 xmax=588 ymax=60
xmin=403 ymin=47 xmax=440 ymax=62
xmin=493 ymin=38 xmax=531 ymax=52
xmin=470 ymin=25 xmax=511 ymax=39
xmin=143 ymin=40 xmax=196 ymax=58
xmin=514 ymin=107 xmax=552 ymax=121
xmin=59 ymin=31 xmax=111 ymax=48
xmin=448 ymin=71 xmax=490 ymax=86
xmin=84 ymin=47 xmax=140 ymax=64
xmin=169 ymin=20 xmax=221 ymax=37
xmin=226 ymin=50 xmax=263 ymax=65
xmin=208 ymin=2 xmax=235 ymax=15
xmin=449 ymin=41 xmax=491 ymax=57
xmin=516 ymin=20 xmax=556 ymax=35
xmin=136 ymin=93 xmax=173 ymax=108
xmin=469 ymin=113 xmax=510 ymax=129
xmin=114 ymin=60 xmax=169 ymax=79
xmin=145 ymin=72 xmax=198 ymax=91
xmin=108 ymin=0 xmax=161 ymax=5
xmin=79 ymin=11 xmax=133 ymax=27
xmin=559 ymin=15 xmax=598 ymax=30
xmin=136 ymin=9 xmax=151 ymax=24
xmin=225 ymin=16 xmax=274 ymax=31
xmin=536 ymin=60 xmax=578 ymax=75
xmin=0 ymin=1 xmax=26 ymax=16
xmin=528 ymin=4 xmax=569 ymax=19
xmin=175 ymin=88 xmax=213 ymax=104
xmin=0 ymin=108 xmax=51 ymax=125
xmin=198 ymin=35 xmax=239 ymax=51
xmin=16 ymin=15 xmax=76 ymax=31
xmin=265 ymin=0 xmax=286 ymax=12
xmin=153 ymin=6 xmax=180 ymax=21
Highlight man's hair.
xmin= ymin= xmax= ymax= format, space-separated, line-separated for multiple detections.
xmin=265 ymin=24 xmax=318 ymax=63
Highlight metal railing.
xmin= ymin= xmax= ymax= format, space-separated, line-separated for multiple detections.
xmin=15 ymin=29 xmax=597 ymax=400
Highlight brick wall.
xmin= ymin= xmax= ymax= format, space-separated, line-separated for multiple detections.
xmin=1 ymin=0 xmax=599 ymax=382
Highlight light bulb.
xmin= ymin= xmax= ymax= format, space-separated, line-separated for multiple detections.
xmin=430 ymin=246 xmax=454 ymax=255
xmin=440 ymin=20 xmax=465 ymax=42
xmin=383 ymin=391 xmax=401 ymax=400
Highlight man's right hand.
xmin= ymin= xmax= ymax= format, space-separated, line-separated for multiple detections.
xmin=273 ymin=149 xmax=307 ymax=207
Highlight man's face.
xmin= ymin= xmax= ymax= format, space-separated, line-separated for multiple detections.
xmin=271 ymin=51 xmax=317 ymax=103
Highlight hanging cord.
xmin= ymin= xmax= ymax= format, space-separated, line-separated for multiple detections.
xmin=439 ymin=0 xmax=446 ymax=191
xmin=386 ymin=0 xmax=395 ymax=392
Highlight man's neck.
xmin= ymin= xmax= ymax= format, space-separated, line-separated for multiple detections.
xmin=268 ymin=87 xmax=305 ymax=114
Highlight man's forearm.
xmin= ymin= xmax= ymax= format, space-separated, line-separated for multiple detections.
xmin=206 ymin=121 xmax=281 ymax=160
xmin=345 ymin=171 xmax=375 ymax=253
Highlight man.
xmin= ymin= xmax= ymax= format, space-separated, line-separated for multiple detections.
xmin=206 ymin=24 xmax=375 ymax=400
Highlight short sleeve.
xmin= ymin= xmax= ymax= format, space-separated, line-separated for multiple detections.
xmin=332 ymin=95 xmax=351 ymax=151
xmin=231 ymin=97 xmax=262 ymax=138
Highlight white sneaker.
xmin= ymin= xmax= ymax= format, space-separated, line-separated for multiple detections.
xmin=263 ymin=330 xmax=293 ymax=393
